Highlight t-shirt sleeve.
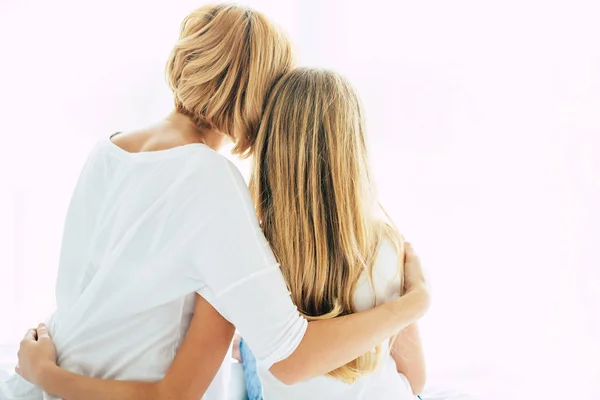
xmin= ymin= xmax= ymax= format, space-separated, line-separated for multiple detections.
xmin=191 ymin=159 xmax=307 ymax=368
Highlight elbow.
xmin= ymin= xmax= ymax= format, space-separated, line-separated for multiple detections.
xmin=409 ymin=374 xmax=427 ymax=396
xmin=267 ymin=347 xmax=314 ymax=386
xmin=155 ymin=381 xmax=193 ymax=400
xmin=154 ymin=382 xmax=174 ymax=400
xmin=268 ymin=361 xmax=304 ymax=386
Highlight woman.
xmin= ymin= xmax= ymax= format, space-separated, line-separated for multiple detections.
xmin=7 ymin=4 xmax=430 ymax=400
xmin=247 ymin=68 xmax=426 ymax=399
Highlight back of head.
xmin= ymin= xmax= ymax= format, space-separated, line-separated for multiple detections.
xmin=166 ymin=4 xmax=293 ymax=156
xmin=250 ymin=68 xmax=403 ymax=383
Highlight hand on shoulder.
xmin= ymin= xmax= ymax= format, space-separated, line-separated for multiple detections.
xmin=403 ymin=242 xmax=431 ymax=311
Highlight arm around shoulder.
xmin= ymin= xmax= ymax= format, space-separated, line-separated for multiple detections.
xmin=269 ymin=242 xmax=430 ymax=385
xmin=269 ymin=285 xmax=430 ymax=385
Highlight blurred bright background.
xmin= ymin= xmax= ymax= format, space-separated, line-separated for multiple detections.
xmin=1 ymin=0 xmax=599 ymax=399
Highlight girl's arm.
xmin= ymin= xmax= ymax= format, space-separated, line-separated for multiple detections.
xmin=390 ymin=322 xmax=427 ymax=395
xmin=18 ymin=294 xmax=235 ymax=400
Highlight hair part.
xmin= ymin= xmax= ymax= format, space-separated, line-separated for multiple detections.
xmin=250 ymin=68 xmax=404 ymax=383
xmin=166 ymin=4 xmax=293 ymax=156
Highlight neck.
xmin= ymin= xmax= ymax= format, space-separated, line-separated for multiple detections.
xmin=164 ymin=111 xmax=227 ymax=152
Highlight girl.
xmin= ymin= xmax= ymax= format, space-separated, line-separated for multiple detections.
xmin=249 ymin=68 xmax=427 ymax=399
xmin=9 ymin=4 xmax=430 ymax=400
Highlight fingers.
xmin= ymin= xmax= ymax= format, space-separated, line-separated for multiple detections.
xmin=21 ymin=324 xmax=51 ymax=343
xmin=37 ymin=323 xmax=51 ymax=340
xmin=22 ymin=328 xmax=37 ymax=342
xmin=404 ymin=242 xmax=415 ymax=261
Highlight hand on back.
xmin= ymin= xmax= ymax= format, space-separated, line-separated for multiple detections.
xmin=15 ymin=323 xmax=57 ymax=385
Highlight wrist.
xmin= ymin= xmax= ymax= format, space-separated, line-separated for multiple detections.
xmin=409 ymin=284 xmax=431 ymax=309
xmin=35 ymin=362 xmax=60 ymax=390
xmin=407 ymin=282 xmax=430 ymax=298
xmin=392 ymin=286 xmax=430 ymax=323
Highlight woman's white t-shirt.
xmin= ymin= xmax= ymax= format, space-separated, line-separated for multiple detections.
xmin=1 ymin=138 xmax=308 ymax=400
xmin=259 ymin=238 xmax=416 ymax=400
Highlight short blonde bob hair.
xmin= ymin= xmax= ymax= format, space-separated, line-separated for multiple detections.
xmin=166 ymin=4 xmax=293 ymax=156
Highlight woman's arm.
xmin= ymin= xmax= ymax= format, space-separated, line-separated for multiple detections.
xmin=190 ymin=163 xmax=431 ymax=385
xmin=22 ymin=174 xmax=429 ymax=395
xmin=18 ymin=294 xmax=235 ymax=400
xmin=269 ymin=242 xmax=429 ymax=384
xmin=391 ymin=322 xmax=427 ymax=395
xmin=270 ymin=285 xmax=428 ymax=384
xmin=20 ymin=284 xmax=428 ymax=397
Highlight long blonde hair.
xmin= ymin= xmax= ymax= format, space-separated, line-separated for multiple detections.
xmin=250 ymin=68 xmax=404 ymax=383
xmin=166 ymin=4 xmax=293 ymax=156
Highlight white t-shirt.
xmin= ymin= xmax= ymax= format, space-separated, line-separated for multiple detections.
xmin=0 ymin=137 xmax=307 ymax=400
xmin=259 ymin=238 xmax=416 ymax=400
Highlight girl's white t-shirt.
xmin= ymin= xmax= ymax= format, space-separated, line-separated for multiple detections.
xmin=259 ymin=238 xmax=417 ymax=400
xmin=1 ymin=138 xmax=308 ymax=400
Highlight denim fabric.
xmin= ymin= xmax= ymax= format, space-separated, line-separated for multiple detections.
xmin=239 ymin=337 xmax=264 ymax=400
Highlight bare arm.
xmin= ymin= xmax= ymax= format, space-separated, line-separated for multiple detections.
xmin=391 ymin=322 xmax=427 ymax=395
xmin=21 ymin=287 xmax=428 ymax=394
xmin=270 ymin=285 xmax=429 ymax=384
xmin=270 ymin=242 xmax=429 ymax=385
xmin=18 ymin=294 xmax=235 ymax=400
xmin=20 ymin=244 xmax=428 ymax=392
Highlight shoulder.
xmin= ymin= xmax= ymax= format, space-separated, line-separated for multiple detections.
xmin=354 ymin=234 xmax=404 ymax=311
xmin=185 ymin=149 xmax=248 ymax=195
xmin=181 ymin=150 xmax=256 ymax=219
xmin=371 ymin=235 xmax=404 ymax=295
xmin=377 ymin=235 xmax=402 ymax=263
xmin=108 ymin=130 xmax=145 ymax=152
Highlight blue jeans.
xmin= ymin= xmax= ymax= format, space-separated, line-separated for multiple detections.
xmin=239 ymin=338 xmax=263 ymax=400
